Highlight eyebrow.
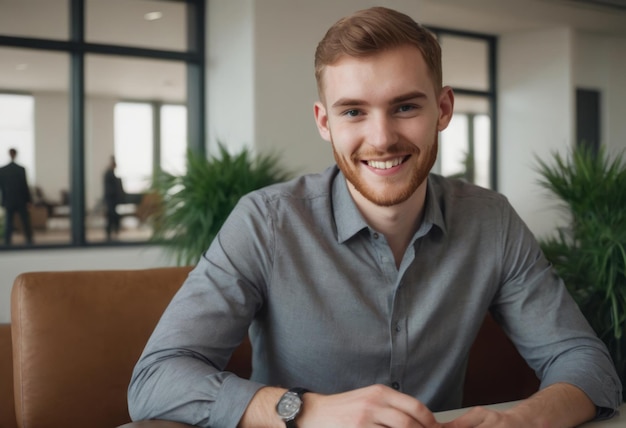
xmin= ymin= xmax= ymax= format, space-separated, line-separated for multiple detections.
xmin=331 ymin=91 xmax=428 ymax=109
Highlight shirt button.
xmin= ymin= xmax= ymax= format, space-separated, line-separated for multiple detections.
xmin=394 ymin=324 xmax=401 ymax=333
xmin=381 ymin=256 xmax=389 ymax=263
xmin=392 ymin=382 xmax=400 ymax=390
xmin=373 ymin=232 xmax=379 ymax=239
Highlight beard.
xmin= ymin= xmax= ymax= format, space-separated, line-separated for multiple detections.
xmin=332 ymin=135 xmax=438 ymax=207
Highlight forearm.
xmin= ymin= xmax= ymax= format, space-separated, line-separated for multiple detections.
xmin=505 ymin=383 xmax=595 ymax=427
xmin=129 ymin=351 xmax=263 ymax=427
xmin=238 ymin=387 xmax=287 ymax=428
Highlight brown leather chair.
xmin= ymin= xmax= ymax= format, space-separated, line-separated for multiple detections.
xmin=0 ymin=323 xmax=18 ymax=428
xmin=10 ymin=267 xmax=201 ymax=428
xmin=6 ymin=267 xmax=537 ymax=428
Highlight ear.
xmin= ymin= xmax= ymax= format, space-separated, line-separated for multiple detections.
xmin=436 ymin=86 xmax=455 ymax=132
xmin=314 ymin=101 xmax=331 ymax=142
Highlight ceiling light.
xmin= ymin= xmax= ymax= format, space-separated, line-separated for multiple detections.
xmin=144 ymin=11 xmax=163 ymax=21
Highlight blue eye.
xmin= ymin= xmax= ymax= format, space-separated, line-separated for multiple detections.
xmin=344 ymin=109 xmax=360 ymax=117
xmin=398 ymin=105 xmax=415 ymax=112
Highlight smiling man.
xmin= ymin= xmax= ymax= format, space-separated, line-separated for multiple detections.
xmin=129 ymin=7 xmax=621 ymax=428
xmin=313 ymin=42 xmax=452 ymax=267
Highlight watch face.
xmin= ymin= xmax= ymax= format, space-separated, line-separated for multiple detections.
xmin=276 ymin=391 xmax=302 ymax=420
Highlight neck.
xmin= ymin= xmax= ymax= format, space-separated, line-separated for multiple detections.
xmin=349 ymin=180 xmax=428 ymax=267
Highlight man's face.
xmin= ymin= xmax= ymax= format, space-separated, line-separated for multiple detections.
xmin=314 ymin=45 xmax=453 ymax=207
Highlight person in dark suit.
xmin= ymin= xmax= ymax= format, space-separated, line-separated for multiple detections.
xmin=0 ymin=148 xmax=33 ymax=245
xmin=104 ymin=155 xmax=124 ymax=241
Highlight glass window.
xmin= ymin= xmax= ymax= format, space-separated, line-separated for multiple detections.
xmin=0 ymin=0 xmax=69 ymax=40
xmin=0 ymin=95 xmax=35 ymax=247
xmin=85 ymin=53 xmax=187 ymax=243
xmin=432 ymin=28 xmax=496 ymax=190
xmin=0 ymin=95 xmax=35 ymax=182
xmin=114 ymin=102 xmax=154 ymax=194
xmin=473 ymin=115 xmax=492 ymax=189
xmin=161 ymin=104 xmax=188 ymax=175
xmin=440 ymin=96 xmax=492 ymax=189
xmin=0 ymin=48 xmax=71 ymax=247
xmin=85 ymin=54 xmax=187 ymax=102
xmin=86 ymin=0 xmax=187 ymax=51
xmin=0 ymin=0 xmax=203 ymax=249
xmin=441 ymin=114 xmax=469 ymax=178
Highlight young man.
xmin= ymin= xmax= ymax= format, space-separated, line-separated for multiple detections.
xmin=129 ymin=7 xmax=621 ymax=427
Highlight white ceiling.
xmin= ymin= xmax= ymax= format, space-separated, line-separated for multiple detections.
xmin=0 ymin=0 xmax=625 ymax=102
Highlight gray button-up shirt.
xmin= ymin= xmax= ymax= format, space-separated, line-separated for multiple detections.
xmin=129 ymin=166 xmax=622 ymax=427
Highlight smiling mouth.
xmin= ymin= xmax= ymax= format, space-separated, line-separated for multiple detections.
xmin=365 ymin=156 xmax=409 ymax=170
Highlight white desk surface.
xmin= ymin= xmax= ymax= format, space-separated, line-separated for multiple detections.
xmin=435 ymin=401 xmax=625 ymax=426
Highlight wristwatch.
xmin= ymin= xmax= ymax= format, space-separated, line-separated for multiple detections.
xmin=275 ymin=387 xmax=309 ymax=427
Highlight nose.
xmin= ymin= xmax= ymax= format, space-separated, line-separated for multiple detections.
xmin=367 ymin=113 xmax=398 ymax=151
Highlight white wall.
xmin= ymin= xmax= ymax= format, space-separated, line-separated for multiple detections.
xmin=31 ymin=92 xmax=117 ymax=210
xmin=86 ymin=97 xmax=117 ymax=210
xmin=606 ymin=37 xmax=626 ymax=153
xmin=498 ymin=27 xmax=574 ymax=237
xmin=34 ymin=92 xmax=70 ymax=204
xmin=251 ymin=0 xmax=358 ymax=174
xmin=574 ymin=31 xmax=626 ymax=155
xmin=206 ymin=0 xmax=255 ymax=155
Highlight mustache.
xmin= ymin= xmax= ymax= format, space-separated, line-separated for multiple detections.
xmin=351 ymin=142 xmax=420 ymax=160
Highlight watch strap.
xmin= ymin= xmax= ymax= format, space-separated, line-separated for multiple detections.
xmin=282 ymin=387 xmax=309 ymax=428
xmin=288 ymin=387 xmax=309 ymax=396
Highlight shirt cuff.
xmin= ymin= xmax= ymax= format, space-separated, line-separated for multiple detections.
xmin=208 ymin=374 xmax=265 ymax=427
xmin=595 ymin=406 xmax=617 ymax=421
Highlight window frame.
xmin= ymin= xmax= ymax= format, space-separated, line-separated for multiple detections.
xmin=0 ymin=0 xmax=205 ymax=249
xmin=427 ymin=26 xmax=498 ymax=190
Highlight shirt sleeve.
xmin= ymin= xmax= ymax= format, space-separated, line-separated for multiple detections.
xmin=128 ymin=193 xmax=273 ymax=428
xmin=491 ymin=198 xmax=622 ymax=414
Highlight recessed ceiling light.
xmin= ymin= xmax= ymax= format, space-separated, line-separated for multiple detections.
xmin=144 ymin=11 xmax=163 ymax=21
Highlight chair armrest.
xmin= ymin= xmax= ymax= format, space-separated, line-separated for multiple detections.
xmin=117 ymin=421 xmax=195 ymax=427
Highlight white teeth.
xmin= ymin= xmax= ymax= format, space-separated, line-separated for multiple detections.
xmin=367 ymin=157 xmax=403 ymax=170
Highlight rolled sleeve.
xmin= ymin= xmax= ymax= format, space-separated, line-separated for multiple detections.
xmin=209 ymin=376 xmax=265 ymax=427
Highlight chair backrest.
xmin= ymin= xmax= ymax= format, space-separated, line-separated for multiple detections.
xmin=463 ymin=313 xmax=539 ymax=406
xmin=11 ymin=267 xmax=193 ymax=428
xmin=0 ymin=324 xmax=17 ymax=428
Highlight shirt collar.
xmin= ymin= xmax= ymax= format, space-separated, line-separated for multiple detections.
xmin=332 ymin=168 xmax=369 ymax=243
xmin=331 ymin=168 xmax=447 ymax=244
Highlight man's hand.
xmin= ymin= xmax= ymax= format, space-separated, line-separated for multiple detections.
xmin=299 ymin=384 xmax=443 ymax=428
xmin=239 ymin=384 xmax=444 ymax=428
xmin=443 ymin=383 xmax=596 ymax=428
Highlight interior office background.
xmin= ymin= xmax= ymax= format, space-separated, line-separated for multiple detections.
xmin=0 ymin=0 xmax=625 ymax=323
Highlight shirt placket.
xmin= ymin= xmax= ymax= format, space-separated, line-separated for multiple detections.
xmin=370 ymin=229 xmax=408 ymax=391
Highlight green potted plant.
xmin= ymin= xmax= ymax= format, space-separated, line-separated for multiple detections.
xmin=150 ymin=143 xmax=292 ymax=266
xmin=535 ymin=145 xmax=626 ymax=400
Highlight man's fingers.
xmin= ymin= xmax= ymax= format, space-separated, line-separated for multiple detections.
xmin=380 ymin=387 xmax=441 ymax=427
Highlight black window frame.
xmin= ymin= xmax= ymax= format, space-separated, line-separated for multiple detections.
xmin=0 ymin=0 xmax=206 ymax=250
xmin=427 ymin=26 xmax=498 ymax=190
